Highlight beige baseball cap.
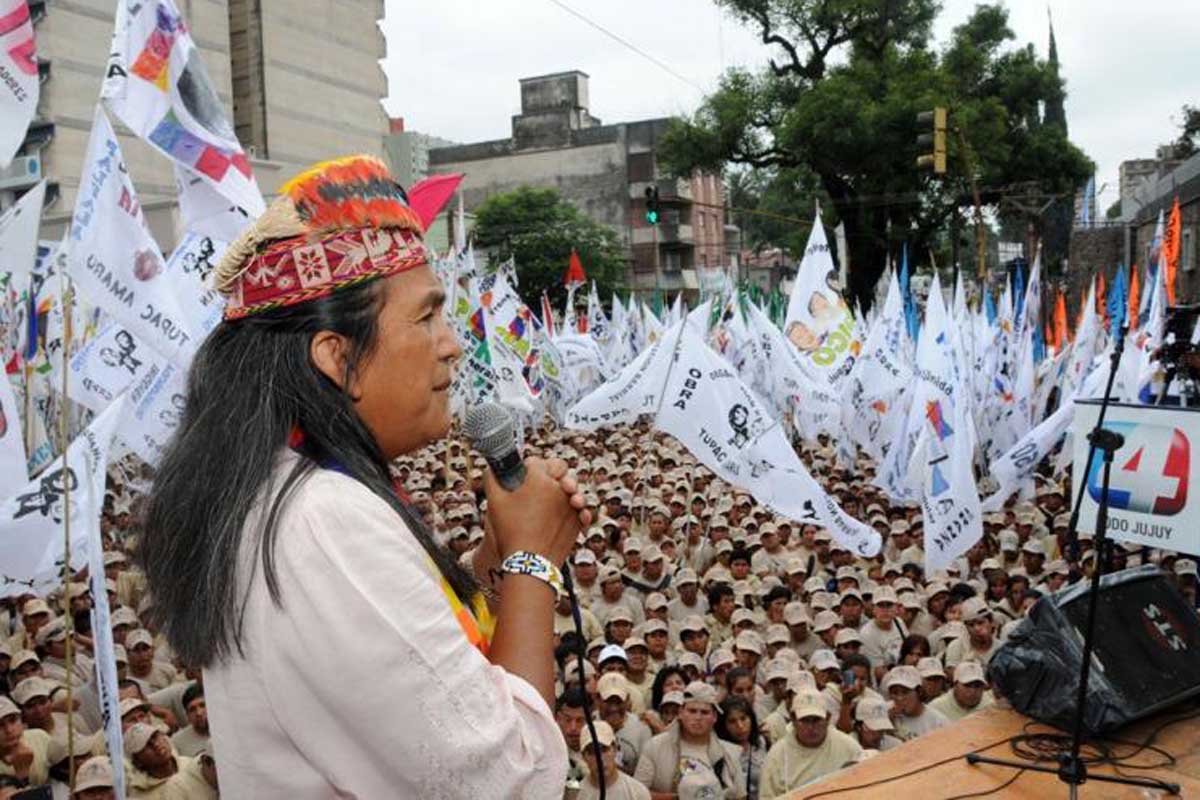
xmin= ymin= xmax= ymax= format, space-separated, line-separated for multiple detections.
xmin=124 ymin=722 xmax=157 ymax=756
xmin=812 ymin=610 xmax=841 ymax=633
xmin=11 ymin=677 xmax=52 ymax=706
xmin=883 ymin=665 xmax=922 ymax=691
xmin=735 ymin=630 xmax=765 ymax=655
xmin=810 ymin=649 xmax=840 ymax=672
xmin=784 ymin=602 xmax=811 ymax=627
xmin=791 ymin=689 xmax=829 ymax=720
xmin=0 ymin=696 xmax=19 ymax=720
xmin=916 ymin=657 xmax=946 ymax=679
xmin=126 ymin=628 xmax=154 ymax=649
xmin=854 ymin=696 xmax=895 ymax=731
xmin=597 ymin=672 xmax=630 ymax=702
xmin=954 ymin=660 xmax=987 ymax=686
xmin=74 ymin=756 xmax=115 ymax=791
xmin=21 ymin=598 xmax=51 ymax=618
xmin=580 ymin=719 xmax=616 ymax=750
xmin=682 ymin=681 xmax=721 ymax=711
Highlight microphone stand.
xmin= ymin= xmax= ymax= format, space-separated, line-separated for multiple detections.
xmin=964 ymin=326 xmax=1180 ymax=797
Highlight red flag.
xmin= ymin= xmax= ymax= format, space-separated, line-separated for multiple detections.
xmin=1127 ymin=266 xmax=1140 ymax=332
xmin=564 ymin=249 xmax=586 ymax=288
xmin=1053 ymin=289 xmax=1068 ymax=349
xmin=1164 ymin=196 xmax=1182 ymax=305
xmin=405 ymin=173 xmax=464 ymax=231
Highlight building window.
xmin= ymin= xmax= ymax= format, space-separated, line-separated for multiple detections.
xmin=1184 ymin=227 xmax=1196 ymax=272
xmin=662 ymin=250 xmax=681 ymax=272
xmin=628 ymin=152 xmax=654 ymax=183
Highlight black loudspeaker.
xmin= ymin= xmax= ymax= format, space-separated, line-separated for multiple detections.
xmin=989 ymin=564 xmax=1200 ymax=735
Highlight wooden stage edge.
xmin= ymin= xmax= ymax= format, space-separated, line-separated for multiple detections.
xmin=787 ymin=701 xmax=1200 ymax=799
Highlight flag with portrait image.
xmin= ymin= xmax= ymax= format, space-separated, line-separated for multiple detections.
xmin=103 ymin=0 xmax=264 ymax=213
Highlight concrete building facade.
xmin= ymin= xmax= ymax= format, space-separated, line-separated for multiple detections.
xmin=428 ymin=71 xmax=726 ymax=292
xmin=2 ymin=0 xmax=388 ymax=249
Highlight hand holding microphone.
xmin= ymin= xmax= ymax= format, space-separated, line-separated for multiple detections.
xmin=465 ymin=403 xmax=591 ymax=566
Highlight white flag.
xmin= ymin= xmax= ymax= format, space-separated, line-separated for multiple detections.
xmin=656 ymin=323 xmax=881 ymax=557
xmin=910 ymin=276 xmax=982 ymax=571
xmin=113 ymin=360 xmax=187 ymax=466
xmin=0 ymin=364 xmax=26 ymax=499
xmin=563 ymin=330 xmax=672 ymax=431
xmin=68 ymin=319 xmax=157 ymax=413
xmin=175 ymin=164 xmax=256 ymax=242
xmin=68 ymin=106 xmax=200 ymax=366
xmin=0 ymin=395 xmax=124 ymax=597
xmin=0 ymin=179 xmax=43 ymax=279
xmin=843 ymin=271 xmax=913 ymax=459
xmin=103 ymin=0 xmax=264 ymax=213
xmin=783 ymin=210 xmax=859 ymax=391
xmin=0 ymin=0 xmax=37 ymax=168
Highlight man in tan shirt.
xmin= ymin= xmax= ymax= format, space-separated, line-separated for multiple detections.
xmin=634 ymin=682 xmax=745 ymax=799
xmin=578 ymin=720 xmax=651 ymax=800
xmin=760 ymin=689 xmax=862 ymax=797
xmin=929 ymin=661 xmax=995 ymax=723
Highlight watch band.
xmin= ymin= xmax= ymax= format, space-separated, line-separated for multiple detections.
xmin=498 ymin=550 xmax=564 ymax=596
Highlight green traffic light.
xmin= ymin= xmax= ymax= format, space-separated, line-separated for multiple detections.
xmin=646 ymin=210 xmax=659 ymax=225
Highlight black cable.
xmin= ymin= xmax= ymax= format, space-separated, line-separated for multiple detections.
xmin=561 ymin=563 xmax=605 ymax=800
xmin=943 ymin=768 xmax=1027 ymax=800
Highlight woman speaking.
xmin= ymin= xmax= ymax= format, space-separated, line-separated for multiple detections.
xmin=139 ymin=156 xmax=587 ymax=797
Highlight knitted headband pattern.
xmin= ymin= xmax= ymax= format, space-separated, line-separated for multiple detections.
xmin=215 ymin=155 xmax=429 ymax=320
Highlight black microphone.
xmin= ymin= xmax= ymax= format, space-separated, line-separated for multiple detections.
xmin=463 ymin=402 xmax=526 ymax=491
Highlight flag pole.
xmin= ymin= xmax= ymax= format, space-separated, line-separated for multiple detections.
xmin=56 ymin=266 xmax=78 ymax=795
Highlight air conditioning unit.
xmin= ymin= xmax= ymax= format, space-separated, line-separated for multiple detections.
xmin=0 ymin=155 xmax=42 ymax=191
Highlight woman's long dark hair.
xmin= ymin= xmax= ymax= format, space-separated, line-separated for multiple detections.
xmin=649 ymin=665 xmax=687 ymax=711
xmin=137 ymin=280 xmax=475 ymax=667
xmin=717 ymin=696 xmax=761 ymax=748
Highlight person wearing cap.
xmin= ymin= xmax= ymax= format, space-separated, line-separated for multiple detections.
xmin=624 ymin=638 xmax=656 ymax=706
xmin=851 ymin=696 xmax=901 ymax=753
xmin=578 ymin=719 xmax=651 ymax=800
xmin=667 ymin=570 xmax=708 ymax=623
xmin=1174 ymin=559 xmax=1199 ymax=609
xmin=1019 ymin=539 xmax=1048 ymax=581
xmin=915 ymin=656 xmax=948 ymax=700
xmin=170 ymin=684 xmax=210 ymax=759
xmin=944 ymin=598 xmax=1000 ymax=669
xmin=624 ymin=545 xmax=673 ymax=602
xmin=124 ymin=628 xmax=177 ymax=694
xmin=137 ymin=157 xmax=589 ymax=798
xmin=717 ymin=696 xmax=767 ymax=800
xmin=857 ymin=586 xmax=904 ymax=679
xmin=125 ymin=722 xmax=204 ymax=798
xmin=593 ymin=567 xmax=647 ymax=632
xmin=642 ymin=619 xmax=673 ymax=674
xmin=45 ymin=730 xmax=101 ymax=797
xmin=678 ymin=616 xmax=711 ymax=661
xmin=835 ymin=590 xmax=865 ymax=630
xmin=751 ymin=525 xmax=788 ymax=578
xmin=598 ymin=673 xmax=652 ymax=775
xmin=35 ymin=617 xmax=93 ymax=690
xmin=929 ymin=661 xmax=994 ymax=722
xmin=0 ymin=694 xmax=52 ymax=786
xmin=760 ymin=689 xmax=862 ymax=798
xmin=10 ymin=598 xmax=52 ymax=654
xmin=634 ymin=681 xmax=746 ymax=799
xmin=883 ymin=666 xmax=948 ymax=742
xmin=72 ymin=755 xmax=116 ymax=800
xmin=12 ymin=676 xmax=95 ymax=754
xmin=783 ymin=603 xmax=820 ymax=662
xmin=554 ymin=586 xmax=602 ymax=644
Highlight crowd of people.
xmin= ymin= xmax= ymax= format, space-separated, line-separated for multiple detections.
xmin=0 ymin=420 xmax=1197 ymax=799
xmin=408 ymin=421 xmax=1198 ymax=799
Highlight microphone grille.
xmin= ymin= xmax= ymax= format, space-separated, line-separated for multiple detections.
xmin=463 ymin=402 xmax=517 ymax=461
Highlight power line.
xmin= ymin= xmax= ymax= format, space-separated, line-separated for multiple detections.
xmin=544 ymin=0 xmax=708 ymax=93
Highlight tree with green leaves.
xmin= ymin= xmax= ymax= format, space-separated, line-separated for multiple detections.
xmin=1163 ymin=104 xmax=1200 ymax=159
xmin=659 ymin=1 xmax=1092 ymax=307
xmin=472 ymin=186 xmax=627 ymax=310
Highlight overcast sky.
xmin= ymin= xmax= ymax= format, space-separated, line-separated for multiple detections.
xmin=382 ymin=0 xmax=1199 ymax=213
